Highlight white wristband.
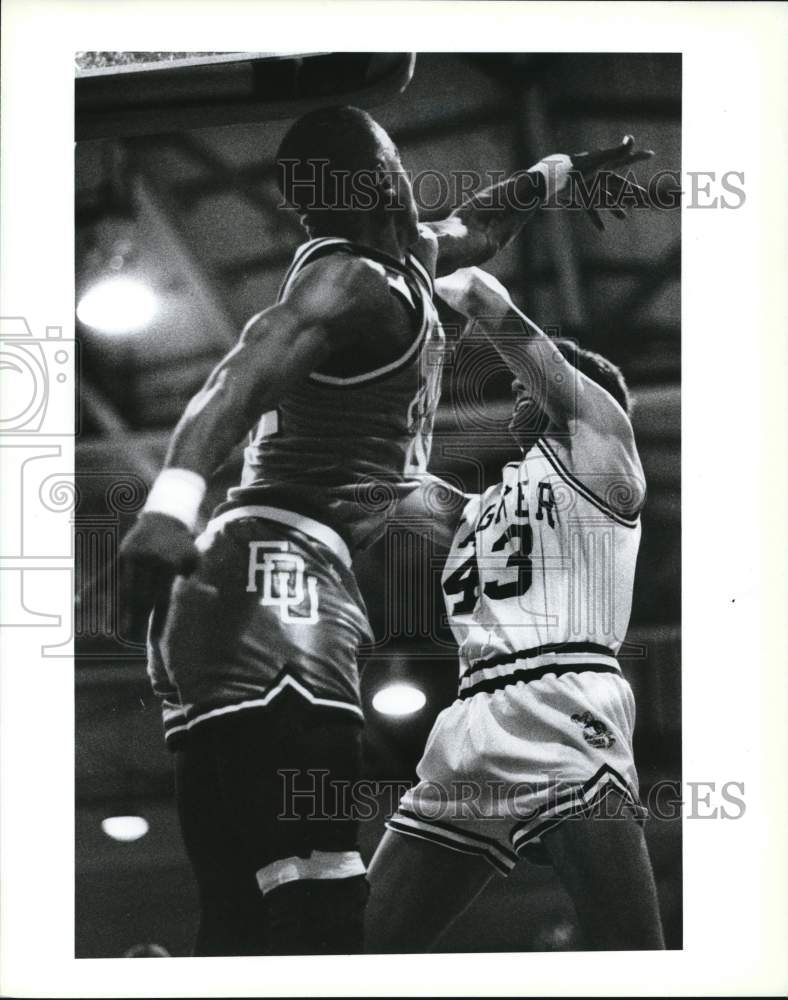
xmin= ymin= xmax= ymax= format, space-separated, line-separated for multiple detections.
xmin=529 ymin=154 xmax=573 ymax=200
xmin=143 ymin=468 xmax=207 ymax=532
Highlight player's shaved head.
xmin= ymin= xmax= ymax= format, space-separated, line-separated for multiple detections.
xmin=276 ymin=105 xmax=401 ymax=236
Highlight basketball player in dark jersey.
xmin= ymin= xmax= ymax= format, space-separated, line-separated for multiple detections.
xmin=118 ymin=105 xmax=651 ymax=955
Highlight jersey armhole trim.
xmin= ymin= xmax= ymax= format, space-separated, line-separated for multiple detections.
xmin=277 ymin=237 xmax=353 ymax=299
xmin=387 ymin=280 xmax=420 ymax=321
xmin=407 ymin=251 xmax=435 ymax=297
xmin=536 ymin=439 xmax=641 ymax=528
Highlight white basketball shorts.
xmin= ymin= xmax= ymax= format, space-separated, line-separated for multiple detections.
xmin=387 ymin=667 xmax=647 ymax=875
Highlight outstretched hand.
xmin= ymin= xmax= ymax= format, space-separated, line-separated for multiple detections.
xmin=568 ymin=135 xmax=655 ymax=231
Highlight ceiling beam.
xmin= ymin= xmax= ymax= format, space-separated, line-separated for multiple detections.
xmin=130 ymin=165 xmax=240 ymax=349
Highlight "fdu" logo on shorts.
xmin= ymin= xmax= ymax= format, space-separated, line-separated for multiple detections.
xmin=246 ymin=541 xmax=319 ymax=624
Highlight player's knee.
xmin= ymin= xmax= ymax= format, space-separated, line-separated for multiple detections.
xmin=256 ymin=850 xmax=368 ymax=954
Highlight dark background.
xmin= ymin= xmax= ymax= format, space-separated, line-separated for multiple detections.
xmin=75 ymin=51 xmax=681 ymax=955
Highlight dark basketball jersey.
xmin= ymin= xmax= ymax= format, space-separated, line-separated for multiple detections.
xmin=218 ymin=237 xmax=445 ymax=552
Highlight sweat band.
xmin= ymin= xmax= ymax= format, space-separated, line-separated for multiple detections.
xmin=529 ymin=154 xmax=573 ymax=201
xmin=143 ymin=468 xmax=207 ymax=532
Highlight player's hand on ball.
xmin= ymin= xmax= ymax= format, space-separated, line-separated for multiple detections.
xmin=569 ymin=135 xmax=654 ymax=232
xmin=118 ymin=512 xmax=199 ymax=643
xmin=436 ymin=267 xmax=514 ymax=319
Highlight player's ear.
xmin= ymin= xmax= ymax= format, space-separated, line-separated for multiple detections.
xmin=379 ymin=179 xmax=396 ymax=208
xmin=376 ymin=161 xmax=400 ymax=209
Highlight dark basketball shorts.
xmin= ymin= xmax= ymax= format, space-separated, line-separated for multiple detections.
xmin=147 ymin=505 xmax=374 ymax=747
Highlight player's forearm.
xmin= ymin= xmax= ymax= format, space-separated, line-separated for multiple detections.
xmin=138 ymin=368 xmax=263 ymax=530
xmin=440 ymin=155 xmax=573 ymax=272
xmin=478 ymin=306 xmax=546 ymax=376
xmin=437 ymin=268 xmax=576 ymax=419
xmin=472 ymin=302 xmax=578 ymax=426
xmin=450 ymin=174 xmax=546 ymax=261
xmin=489 ymin=308 xmax=641 ymax=462
xmin=476 ymin=302 xmax=549 ymax=359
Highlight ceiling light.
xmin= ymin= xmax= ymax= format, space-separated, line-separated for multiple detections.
xmin=77 ymin=277 xmax=158 ymax=334
xmin=372 ymin=683 xmax=426 ymax=717
xmin=101 ymin=815 xmax=149 ymax=842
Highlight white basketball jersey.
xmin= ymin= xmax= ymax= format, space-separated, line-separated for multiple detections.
xmin=442 ymin=436 xmax=642 ymax=699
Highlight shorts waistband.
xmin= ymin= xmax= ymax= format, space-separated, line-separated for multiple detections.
xmin=463 ymin=642 xmax=619 ymax=681
xmin=459 ymin=656 xmax=621 ymax=700
xmin=201 ymin=504 xmax=352 ymax=569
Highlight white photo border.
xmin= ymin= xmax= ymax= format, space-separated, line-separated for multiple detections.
xmin=1 ymin=0 xmax=786 ymax=996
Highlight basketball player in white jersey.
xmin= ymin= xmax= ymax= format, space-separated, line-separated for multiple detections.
xmin=367 ymin=267 xmax=665 ymax=951
xmin=118 ymin=101 xmax=652 ymax=955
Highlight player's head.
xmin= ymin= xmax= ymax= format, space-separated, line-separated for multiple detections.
xmin=509 ymin=339 xmax=632 ymax=451
xmin=276 ymin=105 xmax=419 ymax=246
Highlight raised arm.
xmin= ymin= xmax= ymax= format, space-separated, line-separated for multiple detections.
xmin=436 ymin=267 xmax=645 ymax=517
xmin=435 ymin=268 xmax=581 ymax=423
xmin=422 ymin=136 xmax=653 ymax=277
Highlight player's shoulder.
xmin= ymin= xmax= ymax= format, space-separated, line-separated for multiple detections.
xmin=284 ymin=251 xmax=395 ymax=325
xmin=292 ymin=251 xmax=391 ymax=297
xmin=539 ymin=429 xmax=646 ymax=524
xmin=571 ymin=373 xmax=637 ymax=445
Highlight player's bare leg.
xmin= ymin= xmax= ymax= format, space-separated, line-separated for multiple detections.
xmin=541 ymin=795 xmax=665 ymax=950
xmin=366 ymin=829 xmax=494 ymax=953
